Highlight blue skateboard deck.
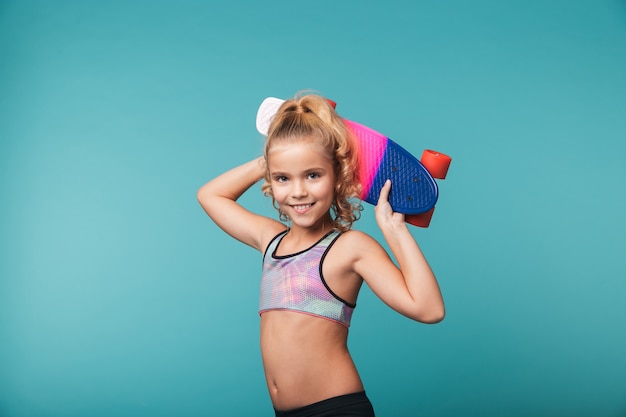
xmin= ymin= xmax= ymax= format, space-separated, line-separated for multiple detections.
xmin=345 ymin=119 xmax=438 ymax=214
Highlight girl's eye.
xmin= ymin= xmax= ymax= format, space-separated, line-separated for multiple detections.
xmin=274 ymin=176 xmax=288 ymax=183
xmin=307 ymin=172 xmax=320 ymax=179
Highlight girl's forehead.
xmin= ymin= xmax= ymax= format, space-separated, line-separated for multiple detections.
xmin=268 ymin=138 xmax=327 ymax=157
xmin=267 ymin=140 xmax=332 ymax=167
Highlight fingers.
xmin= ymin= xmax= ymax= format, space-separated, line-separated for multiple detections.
xmin=375 ymin=180 xmax=406 ymax=228
xmin=377 ymin=179 xmax=392 ymax=205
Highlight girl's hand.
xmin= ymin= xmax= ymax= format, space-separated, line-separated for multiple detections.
xmin=374 ymin=180 xmax=406 ymax=231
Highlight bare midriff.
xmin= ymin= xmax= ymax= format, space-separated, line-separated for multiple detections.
xmin=260 ymin=310 xmax=364 ymax=411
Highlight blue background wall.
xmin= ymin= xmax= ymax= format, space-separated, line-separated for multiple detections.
xmin=1 ymin=1 xmax=625 ymax=416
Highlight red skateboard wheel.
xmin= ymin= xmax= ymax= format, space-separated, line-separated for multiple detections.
xmin=405 ymin=207 xmax=435 ymax=228
xmin=421 ymin=150 xmax=451 ymax=179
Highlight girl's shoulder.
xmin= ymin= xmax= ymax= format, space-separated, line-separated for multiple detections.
xmin=329 ymin=229 xmax=389 ymax=276
xmin=260 ymin=221 xmax=290 ymax=253
xmin=335 ymin=229 xmax=384 ymax=258
xmin=339 ymin=228 xmax=377 ymax=243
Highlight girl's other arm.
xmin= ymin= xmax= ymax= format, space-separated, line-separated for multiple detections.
xmin=197 ymin=157 xmax=285 ymax=252
xmin=353 ymin=180 xmax=445 ymax=323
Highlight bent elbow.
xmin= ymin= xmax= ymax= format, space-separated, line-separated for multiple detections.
xmin=197 ymin=185 xmax=215 ymax=208
xmin=197 ymin=184 xmax=210 ymax=202
xmin=197 ymin=187 xmax=217 ymax=216
xmin=409 ymin=305 xmax=445 ymax=324
xmin=423 ymin=309 xmax=445 ymax=324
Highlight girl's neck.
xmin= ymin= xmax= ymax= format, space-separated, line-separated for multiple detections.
xmin=284 ymin=215 xmax=334 ymax=247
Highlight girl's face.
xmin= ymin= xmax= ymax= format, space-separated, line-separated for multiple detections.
xmin=267 ymin=139 xmax=335 ymax=231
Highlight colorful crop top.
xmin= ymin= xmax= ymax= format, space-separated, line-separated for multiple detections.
xmin=259 ymin=230 xmax=355 ymax=327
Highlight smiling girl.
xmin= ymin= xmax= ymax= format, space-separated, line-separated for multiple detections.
xmin=197 ymin=93 xmax=445 ymax=416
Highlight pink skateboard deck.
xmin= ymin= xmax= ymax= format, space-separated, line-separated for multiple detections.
xmin=256 ymin=97 xmax=451 ymax=227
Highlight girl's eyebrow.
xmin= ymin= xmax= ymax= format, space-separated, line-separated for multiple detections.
xmin=271 ymin=167 xmax=327 ymax=175
xmin=304 ymin=167 xmax=328 ymax=172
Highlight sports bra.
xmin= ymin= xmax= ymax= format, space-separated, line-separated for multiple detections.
xmin=259 ymin=230 xmax=355 ymax=327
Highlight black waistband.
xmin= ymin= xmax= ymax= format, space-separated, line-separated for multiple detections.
xmin=274 ymin=391 xmax=375 ymax=417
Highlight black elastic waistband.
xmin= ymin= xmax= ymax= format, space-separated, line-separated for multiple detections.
xmin=274 ymin=391 xmax=374 ymax=417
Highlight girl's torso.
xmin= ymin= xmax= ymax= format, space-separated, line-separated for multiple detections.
xmin=259 ymin=229 xmax=365 ymax=411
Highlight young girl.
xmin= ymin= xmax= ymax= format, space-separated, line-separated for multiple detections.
xmin=197 ymin=93 xmax=445 ymax=416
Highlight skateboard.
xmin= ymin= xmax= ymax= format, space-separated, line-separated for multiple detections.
xmin=256 ymin=97 xmax=451 ymax=227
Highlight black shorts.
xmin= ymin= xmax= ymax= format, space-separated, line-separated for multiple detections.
xmin=274 ymin=391 xmax=375 ymax=417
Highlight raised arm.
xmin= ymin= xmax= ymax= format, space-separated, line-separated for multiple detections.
xmin=353 ymin=180 xmax=445 ymax=323
xmin=197 ymin=157 xmax=286 ymax=252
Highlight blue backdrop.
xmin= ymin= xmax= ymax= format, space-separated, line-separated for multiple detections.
xmin=1 ymin=1 xmax=625 ymax=416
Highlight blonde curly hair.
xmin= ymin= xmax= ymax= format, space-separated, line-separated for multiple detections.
xmin=261 ymin=93 xmax=362 ymax=231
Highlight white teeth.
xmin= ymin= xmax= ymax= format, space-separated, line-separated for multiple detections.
xmin=292 ymin=204 xmax=312 ymax=211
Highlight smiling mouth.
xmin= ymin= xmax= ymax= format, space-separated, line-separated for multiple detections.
xmin=290 ymin=203 xmax=314 ymax=213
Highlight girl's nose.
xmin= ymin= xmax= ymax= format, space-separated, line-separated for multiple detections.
xmin=291 ymin=180 xmax=307 ymax=198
